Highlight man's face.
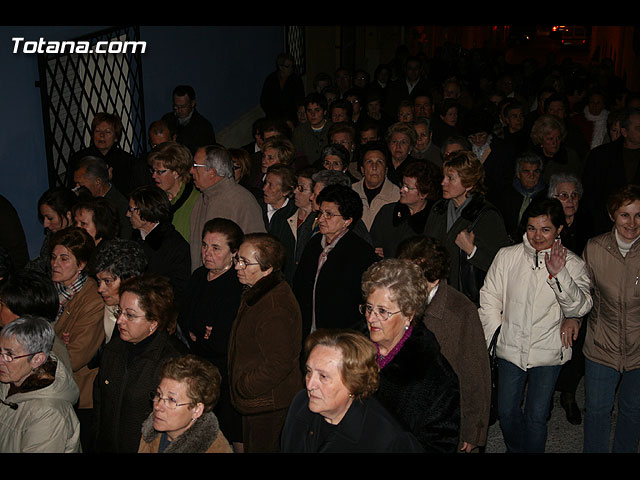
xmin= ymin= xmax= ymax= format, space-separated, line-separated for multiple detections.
xmin=330 ymin=132 xmax=354 ymax=156
xmin=505 ymin=107 xmax=525 ymax=133
xmin=331 ymin=107 xmax=348 ymax=124
xmin=149 ymin=128 xmax=173 ymax=149
xmin=546 ymin=100 xmax=566 ymax=119
xmin=413 ymin=96 xmax=433 ymax=118
xmin=361 ymin=150 xmax=387 ymax=189
xmin=622 ymin=114 xmax=640 ymax=149
xmin=173 ymin=94 xmax=195 ymax=119
xmin=190 ymin=148 xmax=215 ymax=190
xmin=359 ymin=128 xmax=378 ymax=145
xmin=414 ymin=123 xmax=431 ymax=151
xmin=516 ymin=162 xmax=541 ymax=190
xmin=335 ymin=69 xmax=351 ymax=91
xmin=306 ymin=102 xmax=326 ymax=128
xmin=406 ymin=60 xmax=421 ymax=83
xmin=73 ymin=167 xmax=99 ymax=196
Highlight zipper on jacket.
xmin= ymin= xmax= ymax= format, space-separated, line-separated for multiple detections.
xmin=635 ymin=274 xmax=639 ymax=297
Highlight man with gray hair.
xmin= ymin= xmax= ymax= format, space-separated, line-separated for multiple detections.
xmin=72 ymin=156 xmax=132 ymax=240
xmin=189 ymin=145 xmax=265 ymax=271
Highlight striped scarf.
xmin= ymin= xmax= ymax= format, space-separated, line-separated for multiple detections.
xmin=55 ymin=273 xmax=88 ymax=321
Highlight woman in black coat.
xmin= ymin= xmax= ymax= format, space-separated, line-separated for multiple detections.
xmin=424 ymin=150 xmax=510 ymax=304
xmin=92 ymin=274 xmax=183 ymax=453
xmin=293 ymin=185 xmax=378 ymax=341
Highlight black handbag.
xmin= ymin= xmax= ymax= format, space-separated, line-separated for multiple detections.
xmin=458 ymin=205 xmax=489 ymax=305
xmin=488 ymin=325 xmax=501 ymax=426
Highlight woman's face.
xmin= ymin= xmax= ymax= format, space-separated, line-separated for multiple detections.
xmin=40 ymin=204 xmax=71 ymax=233
xmin=317 ymin=201 xmax=351 ymax=244
xmin=151 ymin=160 xmax=180 ymax=194
xmin=609 ymin=120 xmax=621 ymax=142
xmin=442 ymin=167 xmax=470 ymax=207
xmin=442 ymin=106 xmax=458 ymax=127
xmin=51 ymin=245 xmax=85 ymax=286
xmin=526 ymin=214 xmax=562 ymax=251
xmin=234 ymin=242 xmax=272 ymax=288
xmin=261 ymin=148 xmax=280 ymax=174
xmin=93 ymin=121 xmax=116 ymax=154
xmin=413 ymin=124 xmax=431 ymax=151
xmin=305 ymin=345 xmax=353 ymax=425
xmin=201 ymin=231 xmax=234 ymax=273
xmin=262 ymin=172 xmax=288 ymax=208
xmin=322 ymin=154 xmax=345 ymax=172
xmin=554 ymin=181 xmax=580 ymax=219
xmin=365 ymin=287 xmax=412 ymax=355
xmin=96 ymin=270 xmax=121 ymax=307
xmin=294 ymin=177 xmax=313 ymax=210
xmin=389 ymin=132 xmax=411 ymax=162
xmin=541 ymin=128 xmax=561 ymax=157
xmin=152 ymin=377 xmax=202 ymax=441
xmin=397 ymin=106 xmax=414 ymax=123
xmin=399 ymin=176 xmax=427 ymax=210
xmin=74 ymin=208 xmax=98 ymax=243
xmin=331 ymin=107 xmax=348 ymax=124
xmin=611 ymin=200 xmax=640 ymax=242
xmin=116 ymin=291 xmax=158 ymax=344
xmin=0 ymin=335 xmax=42 ymax=387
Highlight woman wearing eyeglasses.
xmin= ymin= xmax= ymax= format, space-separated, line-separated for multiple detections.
xmin=293 ymin=184 xmax=378 ymax=341
xmin=93 ymin=274 xmax=183 ymax=453
xmin=361 ymin=258 xmax=461 ymax=453
xmin=147 ymin=141 xmax=199 ymax=243
xmin=0 ymin=316 xmax=81 ymax=453
xmin=227 ymin=233 xmax=302 ymax=452
xmin=138 ymin=354 xmax=232 ymax=453
xmin=385 ymin=122 xmax=418 ymax=186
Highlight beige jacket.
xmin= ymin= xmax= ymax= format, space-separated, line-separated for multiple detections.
xmin=352 ymin=178 xmax=400 ymax=230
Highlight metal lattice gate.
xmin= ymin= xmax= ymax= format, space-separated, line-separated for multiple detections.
xmin=286 ymin=26 xmax=306 ymax=76
xmin=36 ymin=26 xmax=147 ymax=188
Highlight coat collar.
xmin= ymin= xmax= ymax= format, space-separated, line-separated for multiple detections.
xmin=243 ymin=270 xmax=286 ymax=307
xmin=140 ymin=411 xmax=222 ymax=453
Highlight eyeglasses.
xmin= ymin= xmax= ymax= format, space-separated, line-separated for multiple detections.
xmin=192 ymin=163 xmax=208 ymax=169
xmin=555 ymin=192 xmax=579 ymax=201
xmin=114 ymin=306 xmax=146 ymax=321
xmin=126 ymin=206 xmax=140 ymax=213
xmin=359 ymin=304 xmax=401 ymax=321
xmin=233 ymin=255 xmax=260 ymax=269
xmin=149 ymin=168 xmax=168 ymax=176
xmin=318 ymin=209 xmax=343 ymax=220
xmin=150 ymin=392 xmax=195 ymax=409
xmin=0 ymin=350 xmax=42 ymax=363
xmin=400 ymin=183 xmax=418 ymax=191
xmin=296 ymin=185 xmax=310 ymax=193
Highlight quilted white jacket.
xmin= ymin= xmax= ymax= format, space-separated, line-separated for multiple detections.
xmin=479 ymin=234 xmax=593 ymax=370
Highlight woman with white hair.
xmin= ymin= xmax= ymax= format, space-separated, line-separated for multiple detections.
xmin=0 ymin=316 xmax=81 ymax=452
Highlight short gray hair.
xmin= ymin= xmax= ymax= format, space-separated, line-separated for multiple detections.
xmin=311 ymin=169 xmax=351 ymax=188
xmin=76 ymin=156 xmax=110 ymax=183
xmin=515 ymin=151 xmax=543 ymax=173
xmin=0 ymin=316 xmax=55 ymax=360
xmin=202 ymin=145 xmax=234 ymax=179
xmin=547 ymin=172 xmax=583 ymax=198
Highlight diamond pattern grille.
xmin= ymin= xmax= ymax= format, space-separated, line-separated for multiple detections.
xmin=37 ymin=26 xmax=146 ymax=187
xmin=286 ymin=26 xmax=306 ymax=76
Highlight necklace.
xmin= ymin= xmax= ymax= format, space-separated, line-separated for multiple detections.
xmin=207 ymin=263 xmax=232 ymax=281
xmin=376 ymin=324 xmax=413 ymax=369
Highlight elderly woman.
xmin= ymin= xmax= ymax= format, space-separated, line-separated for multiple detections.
xmin=319 ymin=143 xmax=350 ymax=174
xmin=26 ymin=187 xmax=77 ymax=275
xmin=397 ymin=236 xmax=491 ymax=452
xmin=72 ymin=197 xmax=120 ymax=245
xmin=370 ymin=160 xmax=442 ymax=258
xmin=385 ymin=121 xmax=418 ymax=186
xmin=293 ymin=185 xmax=378 ymax=339
xmin=228 ymin=233 xmax=302 ymax=452
xmin=90 ymin=238 xmax=148 ymax=344
xmin=230 ymin=148 xmax=252 ymax=185
xmin=178 ymin=218 xmax=244 ymax=451
xmin=93 ymin=274 xmax=183 ymax=453
xmin=147 ymin=141 xmax=199 ymax=242
xmin=128 ymin=185 xmax=191 ymax=308
xmin=424 ymin=150 xmax=510 ymax=304
xmin=0 ymin=316 xmax=81 ymax=452
xmin=479 ymin=197 xmax=593 ymax=453
xmin=281 ymin=329 xmax=424 ymax=452
xmin=139 ymin=355 xmax=233 ymax=453
xmin=66 ymin=112 xmax=149 ymax=196
xmin=582 ymin=185 xmax=640 ymax=452
xmin=49 ymin=226 xmax=104 ymax=451
xmin=530 ymin=114 xmax=583 ymax=185
xmin=260 ymin=164 xmax=298 ymax=283
xmin=361 ymin=258 xmax=461 ymax=452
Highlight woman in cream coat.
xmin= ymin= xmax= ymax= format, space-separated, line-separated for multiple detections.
xmin=479 ymin=197 xmax=592 ymax=453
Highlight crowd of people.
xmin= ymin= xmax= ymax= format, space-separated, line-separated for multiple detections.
xmin=0 ymin=41 xmax=639 ymax=454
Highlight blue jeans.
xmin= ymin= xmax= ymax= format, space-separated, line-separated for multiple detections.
xmin=497 ymin=358 xmax=562 ymax=453
xmin=583 ymin=358 xmax=640 ymax=453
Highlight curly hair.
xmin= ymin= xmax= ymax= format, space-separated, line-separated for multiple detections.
xmin=262 ymin=136 xmax=297 ymax=166
xmin=315 ymin=184 xmax=363 ymax=225
xmin=361 ymin=258 xmax=428 ymax=320
xmin=442 ymin=150 xmax=486 ymax=196
xmin=129 ymin=185 xmax=172 ymax=224
xmin=530 ymin=114 xmax=567 ymax=146
xmin=401 ymin=160 xmax=442 ymax=199
xmin=89 ymin=238 xmax=148 ymax=279
xmin=146 ymin=141 xmax=193 ymax=183
xmin=304 ymin=329 xmax=379 ymax=401
xmin=159 ymin=354 xmax=222 ymax=413
xmin=119 ymin=274 xmax=177 ymax=334
xmin=385 ymin=121 xmax=417 ymax=148
xmin=396 ymin=235 xmax=451 ymax=283
xmin=72 ymin=197 xmax=120 ymax=243
xmin=91 ymin=112 xmax=123 ymax=143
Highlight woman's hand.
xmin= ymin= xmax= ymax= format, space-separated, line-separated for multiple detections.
xmin=545 ymin=238 xmax=566 ymax=277
xmin=455 ymin=230 xmax=476 ymax=256
xmin=560 ymin=318 xmax=580 ymax=348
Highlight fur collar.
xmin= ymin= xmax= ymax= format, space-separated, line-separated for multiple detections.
xmin=8 ymin=358 xmax=56 ymax=396
xmin=243 ymin=270 xmax=286 ymax=307
xmin=140 ymin=411 xmax=222 ymax=453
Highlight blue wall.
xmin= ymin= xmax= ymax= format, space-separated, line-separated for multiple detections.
xmin=0 ymin=26 xmax=283 ymax=257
